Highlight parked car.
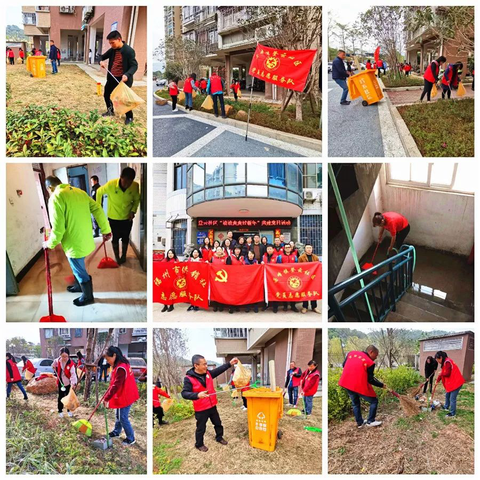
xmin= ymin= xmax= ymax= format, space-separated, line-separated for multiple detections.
xmin=129 ymin=357 xmax=147 ymax=382
xmin=156 ymin=79 xmax=167 ymax=87
xmin=328 ymin=62 xmax=333 ymax=73
xmin=18 ymin=358 xmax=54 ymax=379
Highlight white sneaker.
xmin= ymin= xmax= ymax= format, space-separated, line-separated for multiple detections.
xmin=366 ymin=420 xmax=382 ymax=427
xmin=172 ymin=108 xmax=178 ymax=112
xmin=241 ymin=406 xmax=247 ymax=411
xmin=314 ymin=308 xmax=321 ymax=314
xmin=357 ymin=420 xmax=367 ymax=428
xmin=58 ymin=412 xmax=64 ymax=418
xmin=67 ymin=412 xmax=73 ymax=417
xmin=301 ymin=308 xmax=307 ymax=314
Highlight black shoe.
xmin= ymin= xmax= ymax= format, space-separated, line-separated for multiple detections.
xmin=291 ymin=306 xmax=299 ymax=312
xmin=254 ymin=306 xmax=259 ymax=313
xmin=122 ymin=438 xmax=136 ymax=446
xmin=221 ymin=116 xmax=227 ymax=119
xmin=67 ymin=277 xmax=81 ymax=293
xmin=161 ymin=305 xmax=168 ymax=313
xmin=219 ymin=306 xmax=224 ymax=312
xmin=125 ymin=117 xmax=133 ymax=125
xmin=23 ymin=396 xmax=28 ymax=400
xmin=215 ymin=114 xmax=219 ymax=117
xmin=73 ymin=277 xmax=94 ymax=307
xmin=187 ymin=305 xmax=194 ymax=311
xmin=245 ymin=307 xmax=250 ymax=313
xmin=102 ymin=109 xmax=114 ymax=117
xmin=167 ymin=305 xmax=174 ymax=312
xmin=229 ymin=308 xmax=234 ymax=314
xmin=262 ymin=305 xmax=269 ymax=311
xmin=213 ymin=306 xmax=218 ymax=312
xmin=193 ymin=306 xmax=199 ymax=311
xmin=119 ymin=240 xmax=129 ymax=264
xmin=109 ymin=431 xmax=120 ymax=438
xmin=340 ymin=101 xmax=351 ymax=105
xmin=273 ymin=306 xmax=278 ymax=313
xmin=283 ymin=305 xmax=288 ymax=312
xmin=112 ymin=244 xmax=121 ymax=264
xmin=159 ymin=420 xmax=169 ymax=425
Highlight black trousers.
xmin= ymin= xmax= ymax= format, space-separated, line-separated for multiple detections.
xmin=242 ymin=396 xmax=247 ymax=408
xmin=420 ymin=79 xmax=434 ymax=101
xmin=395 ymin=224 xmax=410 ymax=249
xmin=233 ymin=92 xmax=238 ymax=101
xmin=194 ymin=406 xmax=223 ymax=447
xmin=153 ymin=406 xmax=164 ymax=425
xmin=303 ymin=300 xmax=318 ymax=309
xmin=109 ymin=218 xmax=133 ymax=247
xmin=212 ymin=94 xmax=226 ymax=117
xmin=171 ymin=95 xmax=177 ymax=110
xmin=423 ymin=375 xmax=434 ymax=394
xmin=442 ymin=85 xmax=451 ymax=99
xmin=58 ymin=384 xmax=71 ymax=412
xmin=104 ymin=74 xmax=133 ymax=119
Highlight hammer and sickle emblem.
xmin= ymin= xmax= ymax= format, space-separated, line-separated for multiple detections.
xmin=215 ymin=269 xmax=228 ymax=283
xmin=175 ymin=277 xmax=187 ymax=289
xmin=264 ymin=56 xmax=280 ymax=71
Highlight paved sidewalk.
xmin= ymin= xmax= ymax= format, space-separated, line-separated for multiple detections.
xmin=76 ymin=62 xmax=148 ymax=86
xmin=386 ymin=83 xmax=474 ymax=105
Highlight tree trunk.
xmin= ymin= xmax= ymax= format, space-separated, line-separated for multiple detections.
xmin=281 ymin=90 xmax=294 ymax=113
xmin=83 ymin=329 xmax=97 ymax=402
xmin=295 ymin=92 xmax=304 ymax=122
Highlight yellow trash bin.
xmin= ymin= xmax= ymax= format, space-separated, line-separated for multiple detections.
xmin=348 ymin=69 xmax=383 ymax=106
xmin=242 ymin=387 xmax=284 ymax=452
xmin=29 ymin=56 xmax=47 ymax=78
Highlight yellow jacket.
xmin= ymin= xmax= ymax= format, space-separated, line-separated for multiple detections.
xmin=96 ymin=178 xmax=140 ymax=220
xmin=47 ymin=184 xmax=111 ymax=259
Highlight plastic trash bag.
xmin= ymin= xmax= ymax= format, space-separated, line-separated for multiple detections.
xmin=201 ymin=95 xmax=214 ymax=111
xmin=238 ymin=89 xmax=242 ymax=98
xmin=431 ymin=83 xmax=438 ymax=98
xmin=161 ymin=398 xmax=174 ymax=412
xmin=61 ymin=388 xmax=80 ymax=411
xmin=110 ymin=81 xmax=145 ymax=116
xmin=457 ymin=82 xmax=466 ymax=97
xmin=232 ymin=360 xmax=251 ymax=388
xmin=178 ymin=91 xmax=185 ymax=103
xmin=25 ymin=370 xmax=34 ymax=381
xmin=192 ymin=89 xmax=197 ymax=99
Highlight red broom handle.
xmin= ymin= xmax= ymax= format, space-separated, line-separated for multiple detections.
xmin=103 ymin=241 xmax=108 ymax=259
xmin=87 ymin=389 xmax=110 ymax=421
xmin=371 ymin=241 xmax=381 ymax=263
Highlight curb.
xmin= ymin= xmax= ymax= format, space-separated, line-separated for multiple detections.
xmin=383 ymin=85 xmax=423 ymax=92
xmin=153 ymin=91 xmax=322 ymax=154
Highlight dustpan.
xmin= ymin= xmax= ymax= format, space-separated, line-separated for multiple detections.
xmin=98 ymin=240 xmax=119 ymax=269
xmin=362 ymin=241 xmax=381 ymax=276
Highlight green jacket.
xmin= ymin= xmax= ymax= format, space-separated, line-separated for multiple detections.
xmin=96 ymin=178 xmax=140 ymax=220
xmin=47 ymin=184 xmax=111 ymax=259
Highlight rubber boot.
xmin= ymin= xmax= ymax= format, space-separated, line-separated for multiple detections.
xmin=67 ymin=277 xmax=81 ymax=293
xmin=73 ymin=276 xmax=94 ymax=307
xmin=112 ymin=243 xmax=121 ymax=264
xmin=120 ymin=240 xmax=129 ymax=264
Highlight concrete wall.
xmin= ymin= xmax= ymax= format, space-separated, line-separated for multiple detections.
xmin=49 ymin=6 xmax=83 ymax=44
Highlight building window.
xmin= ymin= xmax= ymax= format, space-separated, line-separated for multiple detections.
xmin=193 ymin=164 xmax=204 ymax=192
xmin=268 ymin=164 xmax=286 ymax=187
xmin=44 ymin=329 xmax=53 ymax=339
xmin=387 ymin=163 xmax=473 ymax=194
xmin=303 ymin=163 xmax=322 ymax=188
xmin=172 ymin=220 xmax=187 ymax=255
xmin=74 ymin=329 xmax=82 ymax=338
xmin=300 ymin=215 xmax=322 ymax=255
xmin=174 ymin=164 xmax=187 ymax=190
xmin=59 ymin=328 xmax=69 ymax=336
xmin=119 ymin=328 xmax=127 ymax=334
xmin=206 ymin=163 xmax=223 ymax=187
xmin=225 ymin=163 xmax=245 ymax=184
xmin=247 ymin=163 xmax=267 ymax=184
xmin=23 ymin=13 xmax=36 ymax=25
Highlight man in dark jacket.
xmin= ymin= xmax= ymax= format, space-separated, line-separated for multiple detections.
xmin=49 ymin=40 xmax=59 ymax=74
xmin=90 ymin=175 xmax=102 ymax=237
xmin=182 ymin=355 xmax=239 ymax=452
xmin=332 ymin=50 xmax=350 ymax=105
xmin=285 ymin=361 xmax=302 ymax=407
xmin=99 ymin=30 xmax=138 ymax=125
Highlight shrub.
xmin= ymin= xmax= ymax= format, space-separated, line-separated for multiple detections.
xmin=328 ymin=365 xmax=422 ymax=421
xmin=6 ymin=105 xmax=146 ymax=157
xmin=382 ymin=76 xmax=424 ymax=88
xmin=165 ymin=398 xmax=194 ymax=423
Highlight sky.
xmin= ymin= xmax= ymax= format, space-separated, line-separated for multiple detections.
xmin=6 ymin=326 xmax=40 ymax=344
xmin=6 ymin=6 xmax=23 ymax=28
xmin=152 ymin=8 xmax=165 ymax=72
xmin=185 ymin=328 xmax=221 ymax=363
xmin=332 ymin=326 xmax=471 ymax=335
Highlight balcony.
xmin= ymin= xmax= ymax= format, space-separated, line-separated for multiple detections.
xmin=247 ymin=328 xmax=283 ymax=349
xmin=218 ymin=9 xmax=249 ymax=34
xmin=214 ymin=328 xmax=248 ymax=339
xmin=132 ymin=328 xmax=148 ymax=337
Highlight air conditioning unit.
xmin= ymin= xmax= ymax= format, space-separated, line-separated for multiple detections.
xmin=59 ymin=6 xmax=75 ymax=14
xmin=303 ymin=189 xmax=318 ymax=202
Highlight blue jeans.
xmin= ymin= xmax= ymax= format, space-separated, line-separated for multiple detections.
xmin=334 ymin=78 xmax=349 ymax=103
xmin=288 ymin=386 xmax=299 ymax=406
xmin=212 ymin=93 xmax=226 ymax=117
xmin=185 ymin=92 xmax=193 ymax=108
xmin=7 ymin=381 xmax=27 ymax=398
xmin=304 ymin=395 xmax=314 ymax=415
xmin=346 ymin=388 xmax=378 ymax=425
xmin=113 ymin=405 xmax=135 ymax=442
xmin=444 ymin=385 xmax=462 ymax=415
xmin=51 ymin=59 xmax=58 ymax=74
xmin=67 ymin=256 xmax=90 ymax=283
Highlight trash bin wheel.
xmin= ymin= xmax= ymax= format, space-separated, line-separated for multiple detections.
xmin=277 ymin=430 xmax=283 ymax=440
xmin=362 ymin=100 xmax=369 ymax=107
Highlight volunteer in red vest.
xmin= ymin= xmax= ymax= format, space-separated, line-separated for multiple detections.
xmin=161 ymin=249 xmax=179 ymax=313
xmin=441 ymin=62 xmax=462 ymax=100
xmin=230 ymin=366 xmax=250 ymax=411
xmin=376 ymin=58 xmax=384 ymax=77
xmin=421 ymin=55 xmax=446 ymax=101
xmin=183 ymin=72 xmax=198 ymax=111
xmin=226 ymin=245 xmax=244 ymax=265
xmin=338 ymin=345 xmax=386 ymax=428
xmin=434 ymin=351 xmax=465 ymax=418
xmin=52 ymin=347 xmax=77 ymax=418
xmin=6 ymin=353 xmax=28 ymax=400
xmin=284 ymin=361 xmax=303 ymax=407
xmin=276 ymin=243 xmax=300 ymax=313
xmin=181 ymin=355 xmax=239 ymax=452
xmin=103 ymin=346 xmax=140 ymax=446
xmin=207 ymin=69 xmax=226 ymax=118
xmin=168 ymin=78 xmax=179 ymax=112
xmin=365 ymin=59 xmax=372 ymax=70
xmin=230 ymin=79 xmax=241 ymax=101
xmin=21 ymin=356 xmax=37 ymax=377
xmin=200 ymin=78 xmax=207 ymax=94
xmin=300 ymin=360 xmax=320 ymax=416
xmin=200 ymin=237 xmax=213 ymax=262
xmin=262 ymin=244 xmax=280 ymax=313
xmin=372 ymin=211 xmax=410 ymax=256
xmin=153 ymin=379 xmax=170 ymax=426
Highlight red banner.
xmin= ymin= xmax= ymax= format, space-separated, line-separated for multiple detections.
xmin=265 ymin=262 xmax=322 ymax=302
xmin=249 ymin=43 xmax=317 ymax=92
xmin=209 ymin=265 xmax=264 ymax=306
xmin=374 ymin=46 xmax=380 ymax=64
xmin=153 ymin=262 xmax=209 ymax=309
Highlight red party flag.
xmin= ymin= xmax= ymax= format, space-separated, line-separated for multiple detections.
xmin=374 ymin=46 xmax=380 ymax=64
xmin=249 ymin=43 xmax=317 ymax=92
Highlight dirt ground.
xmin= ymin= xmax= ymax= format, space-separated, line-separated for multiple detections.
xmin=153 ymin=394 xmax=322 ymax=474
xmin=6 ymin=382 xmax=147 ymax=474
xmin=6 ymin=64 xmax=147 ymax=129
xmin=328 ymin=382 xmax=474 ymax=474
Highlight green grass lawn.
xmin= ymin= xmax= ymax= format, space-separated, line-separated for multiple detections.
xmin=156 ymin=90 xmax=321 ymax=140
xmin=398 ymin=98 xmax=474 ymax=157
xmin=382 ymin=75 xmax=424 ymax=88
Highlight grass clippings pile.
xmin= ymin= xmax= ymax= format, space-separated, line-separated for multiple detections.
xmin=6 ymin=382 xmax=147 ymax=474
xmin=153 ymin=394 xmax=321 ymax=474
xmin=329 ymin=382 xmax=474 ymax=474
xmin=397 ymin=97 xmax=474 ymax=157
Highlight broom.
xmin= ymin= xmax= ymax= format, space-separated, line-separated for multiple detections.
xmin=412 ymin=372 xmax=435 ymax=397
xmin=97 ymin=239 xmax=119 ymax=269
xmin=362 ymin=241 xmax=381 ymax=275
xmin=40 ymin=234 xmax=67 ymax=323
xmin=73 ymin=390 xmax=109 ymax=437
xmin=387 ymin=387 xmax=419 ymax=416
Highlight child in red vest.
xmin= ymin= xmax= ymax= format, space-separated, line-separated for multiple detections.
xmin=168 ymin=79 xmax=179 ymax=112
xmin=6 ymin=353 xmax=28 ymax=400
xmin=434 ymin=351 xmax=465 ymax=417
xmin=153 ymin=380 xmax=170 ymax=425
xmin=300 ymin=360 xmax=320 ymax=415
xmin=104 ymin=346 xmax=140 ymax=446
xmin=52 ymin=347 xmax=77 ymax=417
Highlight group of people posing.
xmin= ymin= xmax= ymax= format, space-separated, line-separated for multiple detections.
xmin=168 ymin=71 xmax=242 ymax=118
xmin=160 ymin=231 xmax=321 ymax=315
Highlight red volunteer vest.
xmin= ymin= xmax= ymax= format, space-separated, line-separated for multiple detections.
xmin=24 ymin=359 xmax=36 ymax=374
xmin=301 ymin=370 xmax=320 ymax=396
xmin=153 ymin=386 xmax=170 ymax=407
xmin=56 ymin=359 xmax=73 ymax=386
xmin=424 ymin=61 xmax=438 ymax=83
xmin=211 ymin=255 xmax=226 ymax=265
xmin=187 ymin=372 xmax=217 ymax=412
xmin=289 ymin=367 xmax=302 ymax=388
xmin=280 ymin=253 xmax=297 ymax=264
xmin=183 ymin=77 xmax=193 ymax=93
xmin=200 ymin=247 xmax=212 ymax=261
xmin=338 ymin=351 xmax=377 ymax=397
xmin=108 ymin=362 xmax=140 ymax=409
xmin=229 ymin=255 xmax=244 ymax=265
xmin=209 ymin=75 xmax=223 ymax=93
xmin=6 ymin=359 xmax=21 ymax=383
xmin=169 ymin=84 xmax=179 ymax=96
xmin=441 ymin=358 xmax=465 ymax=393
xmin=263 ymin=253 xmax=278 ymax=264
